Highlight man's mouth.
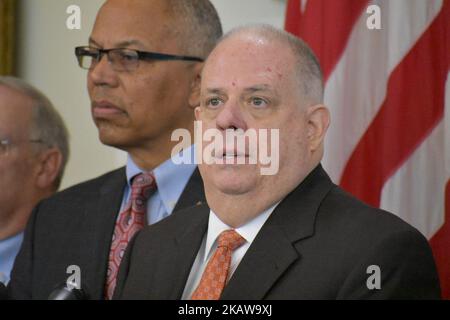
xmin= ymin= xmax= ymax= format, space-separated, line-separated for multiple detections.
xmin=216 ymin=149 xmax=249 ymax=162
xmin=222 ymin=152 xmax=248 ymax=158
xmin=220 ymin=146 xmax=246 ymax=155
xmin=92 ymin=101 xmax=125 ymax=118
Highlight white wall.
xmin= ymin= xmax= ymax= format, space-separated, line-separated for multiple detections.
xmin=17 ymin=0 xmax=122 ymax=190
xmin=16 ymin=0 xmax=287 ymax=190
xmin=212 ymin=0 xmax=286 ymax=32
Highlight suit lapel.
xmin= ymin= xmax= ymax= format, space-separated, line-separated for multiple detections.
xmin=169 ymin=204 xmax=209 ymax=299
xmin=221 ymin=224 xmax=299 ymax=300
xmin=221 ymin=165 xmax=334 ymax=299
xmin=173 ymin=168 xmax=205 ymax=212
xmin=83 ymin=168 xmax=126 ymax=299
xmin=85 ymin=166 xmax=203 ymax=299
xmin=153 ymin=168 xmax=206 ymax=299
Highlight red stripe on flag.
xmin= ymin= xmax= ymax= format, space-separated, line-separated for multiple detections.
xmin=430 ymin=180 xmax=450 ymax=299
xmin=340 ymin=3 xmax=449 ymax=207
xmin=285 ymin=0 xmax=369 ymax=81
xmin=284 ymin=0 xmax=301 ymax=35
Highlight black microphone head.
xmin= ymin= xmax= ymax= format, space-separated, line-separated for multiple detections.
xmin=48 ymin=282 xmax=88 ymax=300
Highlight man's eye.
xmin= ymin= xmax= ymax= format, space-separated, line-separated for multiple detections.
xmin=250 ymin=97 xmax=268 ymax=107
xmin=120 ymin=53 xmax=136 ymax=61
xmin=206 ymin=97 xmax=222 ymax=108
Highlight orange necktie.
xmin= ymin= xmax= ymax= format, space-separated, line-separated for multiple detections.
xmin=191 ymin=229 xmax=246 ymax=300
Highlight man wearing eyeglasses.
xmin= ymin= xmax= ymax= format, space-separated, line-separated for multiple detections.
xmin=8 ymin=0 xmax=222 ymax=300
xmin=0 ymin=77 xmax=69 ymax=286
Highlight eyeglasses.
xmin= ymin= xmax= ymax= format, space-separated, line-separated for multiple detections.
xmin=75 ymin=46 xmax=204 ymax=72
xmin=0 ymin=139 xmax=46 ymax=156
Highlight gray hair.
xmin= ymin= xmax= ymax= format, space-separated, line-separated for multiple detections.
xmin=167 ymin=0 xmax=223 ymax=58
xmin=219 ymin=24 xmax=324 ymax=105
xmin=0 ymin=76 xmax=70 ymax=190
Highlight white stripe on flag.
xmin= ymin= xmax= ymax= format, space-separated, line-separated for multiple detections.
xmin=380 ymin=120 xmax=446 ymax=238
xmin=322 ymin=0 xmax=443 ymax=183
xmin=300 ymin=0 xmax=308 ymax=13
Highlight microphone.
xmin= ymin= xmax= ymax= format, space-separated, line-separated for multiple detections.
xmin=0 ymin=282 xmax=7 ymax=300
xmin=48 ymin=281 xmax=88 ymax=300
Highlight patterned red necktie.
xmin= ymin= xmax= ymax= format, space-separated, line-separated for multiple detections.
xmin=191 ymin=229 xmax=246 ymax=300
xmin=104 ymin=172 xmax=156 ymax=299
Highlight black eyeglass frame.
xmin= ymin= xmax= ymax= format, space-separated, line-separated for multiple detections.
xmin=75 ymin=46 xmax=204 ymax=70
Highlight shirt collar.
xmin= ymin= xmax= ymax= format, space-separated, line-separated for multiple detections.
xmin=0 ymin=232 xmax=24 ymax=284
xmin=125 ymin=144 xmax=197 ymax=214
xmin=0 ymin=232 xmax=24 ymax=252
xmin=204 ymin=202 xmax=280 ymax=262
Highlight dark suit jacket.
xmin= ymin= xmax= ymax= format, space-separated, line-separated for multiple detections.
xmin=114 ymin=165 xmax=441 ymax=299
xmin=8 ymin=167 xmax=205 ymax=300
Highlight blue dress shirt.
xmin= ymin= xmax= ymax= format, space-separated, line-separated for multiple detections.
xmin=0 ymin=232 xmax=24 ymax=284
xmin=121 ymin=144 xmax=197 ymax=224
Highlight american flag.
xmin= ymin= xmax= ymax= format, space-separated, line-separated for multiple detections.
xmin=285 ymin=0 xmax=449 ymax=299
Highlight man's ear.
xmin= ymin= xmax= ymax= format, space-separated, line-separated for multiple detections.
xmin=188 ymin=63 xmax=203 ymax=109
xmin=306 ymin=104 xmax=330 ymax=152
xmin=34 ymin=148 xmax=63 ymax=191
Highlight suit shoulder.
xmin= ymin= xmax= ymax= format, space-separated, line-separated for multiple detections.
xmin=32 ymin=167 xmax=125 ymax=220
xmin=60 ymin=167 xmax=125 ymax=194
xmin=46 ymin=167 xmax=125 ymax=200
xmin=319 ymin=185 xmax=426 ymax=241
xmin=136 ymin=203 xmax=208 ymax=242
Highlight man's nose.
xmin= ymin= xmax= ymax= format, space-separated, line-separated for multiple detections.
xmin=216 ymin=100 xmax=248 ymax=131
xmin=88 ymin=54 xmax=118 ymax=87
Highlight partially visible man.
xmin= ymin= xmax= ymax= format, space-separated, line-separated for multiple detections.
xmin=8 ymin=0 xmax=222 ymax=300
xmin=114 ymin=25 xmax=441 ymax=299
xmin=0 ymin=76 xmax=69 ymax=285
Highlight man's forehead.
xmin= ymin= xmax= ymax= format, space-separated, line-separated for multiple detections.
xmin=208 ymin=36 xmax=290 ymax=71
xmin=0 ymin=85 xmax=31 ymax=104
xmin=204 ymin=49 xmax=290 ymax=89
xmin=88 ymin=37 xmax=147 ymax=50
xmin=202 ymin=84 xmax=280 ymax=98
xmin=0 ymin=87 xmax=33 ymax=131
xmin=218 ymin=32 xmax=288 ymax=55
xmin=90 ymin=0 xmax=174 ymax=48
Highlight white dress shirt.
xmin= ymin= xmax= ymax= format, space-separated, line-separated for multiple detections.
xmin=181 ymin=202 xmax=280 ymax=299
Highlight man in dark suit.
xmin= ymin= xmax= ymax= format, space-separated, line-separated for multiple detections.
xmin=113 ymin=25 xmax=441 ymax=299
xmin=8 ymin=0 xmax=222 ymax=300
